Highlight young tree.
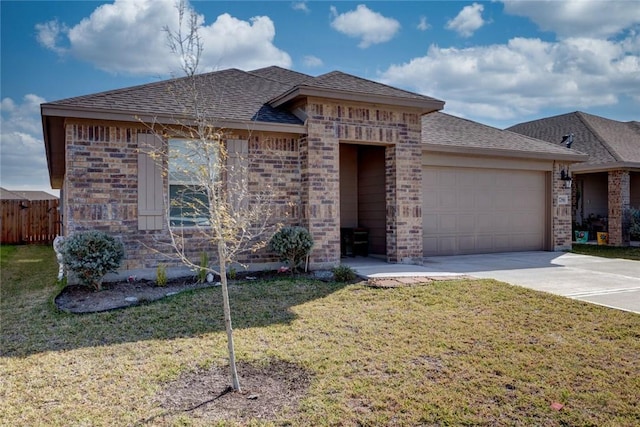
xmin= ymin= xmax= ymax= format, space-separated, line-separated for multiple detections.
xmin=143 ymin=0 xmax=281 ymax=392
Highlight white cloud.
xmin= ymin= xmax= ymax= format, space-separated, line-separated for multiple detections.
xmin=446 ymin=3 xmax=486 ymax=38
xmin=35 ymin=19 xmax=68 ymax=54
xmin=330 ymin=4 xmax=400 ymax=48
xmin=302 ymin=55 xmax=323 ymax=67
xmin=502 ymin=0 xmax=640 ymax=39
xmin=292 ymin=2 xmax=310 ymax=13
xmin=417 ymin=16 xmax=430 ymax=31
xmin=0 ymin=95 xmax=54 ymax=192
xmin=379 ymin=33 xmax=640 ymax=122
xmin=35 ymin=0 xmax=291 ymax=76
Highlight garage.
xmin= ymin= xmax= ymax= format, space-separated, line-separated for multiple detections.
xmin=422 ymin=161 xmax=550 ymax=256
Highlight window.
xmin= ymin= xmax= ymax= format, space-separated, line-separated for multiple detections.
xmin=168 ymin=139 xmax=211 ymax=227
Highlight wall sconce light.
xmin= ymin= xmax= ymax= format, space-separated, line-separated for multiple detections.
xmin=560 ymin=169 xmax=572 ymax=188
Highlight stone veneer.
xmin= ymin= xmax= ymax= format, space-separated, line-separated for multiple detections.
xmin=608 ymin=170 xmax=631 ymax=246
xmin=553 ymin=161 xmax=573 ymax=250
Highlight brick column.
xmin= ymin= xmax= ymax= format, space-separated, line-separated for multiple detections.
xmin=608 ymin=170 xmax=630 ymax=246
xmin=302 ymin=121 xmax=341 ymax=268
xmin=553 ymin=162 xmax=573 ymax=250
xmin=385 ymin=139 xmax=423 ymax=263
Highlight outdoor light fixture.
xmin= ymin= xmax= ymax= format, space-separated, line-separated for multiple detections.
xmin=560 ymin=168 xmax=572 ymax=188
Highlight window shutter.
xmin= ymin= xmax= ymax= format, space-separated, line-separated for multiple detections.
xmin=226 ymin=139 xmax=249 ymax=211
xmin=137 ymin=133 xmax=164 ymax=230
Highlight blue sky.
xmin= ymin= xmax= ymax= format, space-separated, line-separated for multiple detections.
xmin=1 ymin=0 xmax=639 ymax=194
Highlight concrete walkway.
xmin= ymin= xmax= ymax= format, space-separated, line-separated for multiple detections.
xmin=343 ymin=251 xmax=640 ymax=314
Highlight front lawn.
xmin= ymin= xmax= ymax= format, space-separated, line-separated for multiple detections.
xmin=572 ymin=243 xmax=640 ymax=261
xmin=1 ymin=245 xmax=639 ymax=426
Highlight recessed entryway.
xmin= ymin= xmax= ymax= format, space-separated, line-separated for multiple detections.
xmin=339 ymin=144 xmax=386 ymax=256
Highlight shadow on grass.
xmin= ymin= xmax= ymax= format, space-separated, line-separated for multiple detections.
xmin=1 ymin=246 xmax=349 ymax=358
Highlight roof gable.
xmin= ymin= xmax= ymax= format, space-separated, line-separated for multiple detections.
xmin=306 ymin=71 xmax=438 ymax=102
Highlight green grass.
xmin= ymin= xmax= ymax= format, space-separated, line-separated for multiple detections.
xmin=572 ymin=243 xmax=640 ymax=261
xmin=1 ymin=245 xmax=639 ymax=426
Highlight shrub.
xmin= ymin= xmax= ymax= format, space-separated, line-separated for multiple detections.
xmin=61 ymin=230 xmax=125 ymax=291
xmin=269 ymin=226 xmax=314 ymax=272
xmin=156 ymin=263 xmax=167 ymax=286
xmin=627 ymin=207 xmax=640 ymax=240
xmin=332 ymin=265 xmax=357 ymax=282
xmin=197 ymin=252 xmax=209 ymax=283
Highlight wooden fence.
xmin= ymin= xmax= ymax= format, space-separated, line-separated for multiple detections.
xmin=1 ymin=199 xmax=60 ymax=244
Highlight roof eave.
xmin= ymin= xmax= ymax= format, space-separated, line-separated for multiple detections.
xmin=421 ymin=142 xmax=589 ymax=162
xmin=41 ymin=104 xmax=307 ymax=134
xmin=571 ymin=161 xmax=640 ymax=173
xmin=41 ymin=109 xmax=65 ymax=189
xmin=269 ymin=86 xmax=445 ymax=114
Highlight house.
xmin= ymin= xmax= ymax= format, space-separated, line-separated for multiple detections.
xmin=0 ymin=187 xmax=58 ymax=201
xmin=508 ymin=112 xmax=640 ymax=246
xmin=40 ymin=66 xmax=585 ymax=276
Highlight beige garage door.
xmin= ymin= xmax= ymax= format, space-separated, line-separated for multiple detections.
xmin=422 ymin=166 xmax=547 ymax=256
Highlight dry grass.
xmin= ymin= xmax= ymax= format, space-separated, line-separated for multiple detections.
xmin=1 ymin=245 xmax=639 ymax=426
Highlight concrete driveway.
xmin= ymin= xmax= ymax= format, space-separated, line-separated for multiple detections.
xmin=345 ymin=251 xmax=640 ymax=314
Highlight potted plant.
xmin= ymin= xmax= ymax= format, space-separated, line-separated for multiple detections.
xmin=573 ymin=221 xmax=589 ymax=243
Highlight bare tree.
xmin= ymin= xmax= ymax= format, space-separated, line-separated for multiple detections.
xmin=142 ymin=0 xmax=281 ymax=392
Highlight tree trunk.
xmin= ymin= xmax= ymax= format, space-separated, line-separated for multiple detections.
xmin=218 ymin=241 xmax=241 ymax=392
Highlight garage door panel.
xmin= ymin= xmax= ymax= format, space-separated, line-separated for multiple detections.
xmin=439 ymin=215 xmax=457 ymax=232
xmin=423 ymin=166 xmax=547 ymax=256
xmin=458 ymin=214 xmax=476 ymax=233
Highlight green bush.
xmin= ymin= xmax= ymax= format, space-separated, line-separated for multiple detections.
xmin=61 ymin=230 xmax=125 ymax=291
xmin=269 ymin=226 xmax=314 ymax=272
xmin=332 ymin=265 xmax=357 ymax=282
xmin=197 ymin=252 xmax=209 ymax=283
xmin=156 ymin=263 xmax=167 ymax=286
xmin=628 ymin=207 xmax=640 ymax=240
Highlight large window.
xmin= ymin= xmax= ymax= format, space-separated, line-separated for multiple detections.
xmin=168 ymin=139 xmax=211 ymax=227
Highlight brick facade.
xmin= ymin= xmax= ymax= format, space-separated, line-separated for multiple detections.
xmin=62 ymin=120 xmax=303 ymax=273
xmin=608 ymin=170 xmax=631 ymax=246
xmin=302 ymin=98 xmax=424 ymax=267
xmin=552 ymin=162 xmax=573 ymax=250
xmin=62 ymin=109 xmax=573 ymax=278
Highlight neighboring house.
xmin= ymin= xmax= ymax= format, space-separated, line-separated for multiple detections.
xmin=0 ymin=187 xmax=58 ymax=201
xmin=41 ymin=66 xmax=584 ymax=276
xmin=508 ymin=112 xmax=640 ymax=246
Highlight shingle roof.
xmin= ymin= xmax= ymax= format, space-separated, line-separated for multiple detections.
xmin=43 ymin=66 xmax=443 ymax=126
xmin=46 ymin=68 xmax=304 ymax=125
xmin=507 ymin=111 xmax=640 ymax=166
xmin=0 ymin=187 xmax=57 ymax=200
xmin=304 ymin=71 xmax=439 ymax=102
xmin=422 ymin=112 xmax=587 ymax=160
xmin=248 ymin=66 xmax=313 ymax=87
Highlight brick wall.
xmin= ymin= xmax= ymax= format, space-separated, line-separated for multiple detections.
xmin=553 ymin=162 xmax=573 ymax=250
xmin=608 ymin=170 xmax=631 ymax=246
xmin=63 ymin=120 xmax=302 ymax=272
xmin=302 ymin=98 xmax=424 ymax=267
